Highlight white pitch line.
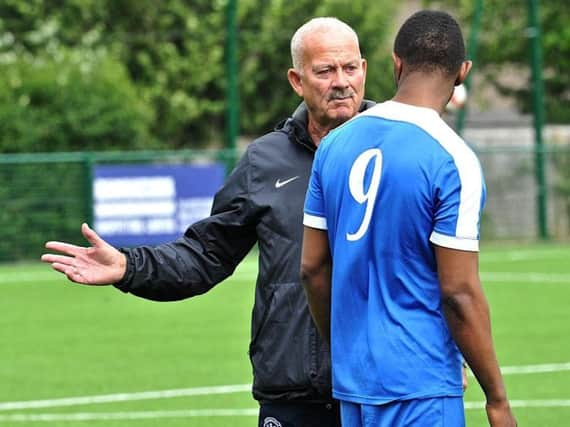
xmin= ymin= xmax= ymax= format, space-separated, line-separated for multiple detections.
xmin=509 ymin=399 xmax=570 ymax=408
xmin=481 ymin=272 xmax=570 ymax=284
xmin=0 ymin=272 xmax=59 ymax=284
xmin=501 ymin=362 xmax=570 ymax=375
xmin=0 ymin=263 xmax=259 ymax=284
xmin=464 ymin=399 xmax=570 ymax=410
xmin=5 ymin=271 xmax=569 ymax=285
xmin=466 ymin=362 xmax=570 ymax=377
xmin=0 ymin=408 xmax=258 ymax=422
xmin=2 ymin=400 xmax=570 ymax=422
xmin=1 ymin=363 xmax=570 ymax=412
xmin=0 ymin=384 xmax=251 ymax=411
xmin=4 ymin=362 xmax=570 ymax=411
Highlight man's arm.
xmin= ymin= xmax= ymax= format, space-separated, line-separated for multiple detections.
xmin=42 ymin=150 xmax=258 ymax=301
xmin=435 ymin=245 xmax=516 ymax=426
xmin=42 ymin=223 xmax=127 ymax=285
xmin=300 ymin=226 xmax=332 ymax=344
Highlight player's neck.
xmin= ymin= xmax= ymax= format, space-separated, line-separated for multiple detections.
xmin=392 ymin=75 xmax=454 ymax=115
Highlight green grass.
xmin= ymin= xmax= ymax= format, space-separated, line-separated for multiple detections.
xmin=1 ymin=242 xmax=569 ymax=426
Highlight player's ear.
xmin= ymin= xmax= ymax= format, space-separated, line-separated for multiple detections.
xmin=455 ymin=60 xmax=472 ymax=86
xmin=392 ymin=52 xmax=403 ymax=86
xmin=288 ymin=68 xmax=304 ymax=97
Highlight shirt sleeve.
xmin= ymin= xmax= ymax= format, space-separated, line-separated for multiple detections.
xmin=303 ymin=147 xmax=328 ymax=230
xmin=114 ymin=147 xmax=258 ymax=300
xmin=430 ymin=156 xmax=486 ymax=252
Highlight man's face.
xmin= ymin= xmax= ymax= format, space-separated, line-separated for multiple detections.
xmin=290 ymin=31 xmax=367 ymax=131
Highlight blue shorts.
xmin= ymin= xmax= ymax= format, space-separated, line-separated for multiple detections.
xmin=340 ymin=397 xmax=465 ymax=427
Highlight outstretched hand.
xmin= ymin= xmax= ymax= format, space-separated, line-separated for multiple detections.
xmin=41 ymin=223 xmax=127 ymax=285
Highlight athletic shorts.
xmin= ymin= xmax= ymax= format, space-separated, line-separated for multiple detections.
xmin=258 ymin=400 xmax=340 ymax=427
xmin=340 ymin=396 xmax=465 ymax=427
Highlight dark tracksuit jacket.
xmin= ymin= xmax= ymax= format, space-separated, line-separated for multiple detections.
xmin=115 ymin=100 xmax=375 ymax=403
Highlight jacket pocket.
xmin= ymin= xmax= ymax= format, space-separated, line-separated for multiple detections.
xmin=249 ymin=282 xmax=311 ymax=390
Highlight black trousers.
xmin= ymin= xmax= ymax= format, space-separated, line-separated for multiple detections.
xmin=258 ymin=401 xmax=341 ymax=427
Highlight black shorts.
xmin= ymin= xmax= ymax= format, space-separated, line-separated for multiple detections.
xmin=258 ymin=400 xmax=340 ymax=427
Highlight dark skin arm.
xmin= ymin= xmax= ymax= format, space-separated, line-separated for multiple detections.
xmin=435 ymin=245 xmax=516 ymax=427
xmin=300 ymin=226 xmax=332 ymax=344
xmin=299 ymin=226 xmax=471 ymax=390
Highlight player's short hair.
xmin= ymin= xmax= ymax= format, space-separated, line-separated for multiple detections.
xmin=290 ymin=17 xmax=360 ymax=72
xmin=394 ymin=10 xmax=465 ymax=76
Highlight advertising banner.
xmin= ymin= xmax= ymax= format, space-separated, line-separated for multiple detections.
xmin=94 ymin=163 xmax=225 ymax=247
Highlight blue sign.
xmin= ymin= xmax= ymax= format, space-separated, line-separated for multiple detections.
xmin=93 ymin=163 xmax=225 ymax=247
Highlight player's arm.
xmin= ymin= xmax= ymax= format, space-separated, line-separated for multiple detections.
xmin=300 ymin=226 xmax=332 ymax=344
xmin=435 ymin=245 xmax=516 ymax=426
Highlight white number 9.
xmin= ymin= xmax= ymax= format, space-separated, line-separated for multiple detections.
xmin=346 ymin=148 xmax=383 ymax=241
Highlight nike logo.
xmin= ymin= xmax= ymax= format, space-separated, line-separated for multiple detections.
xmin=275 ymin=176 xmax=300 ymax=188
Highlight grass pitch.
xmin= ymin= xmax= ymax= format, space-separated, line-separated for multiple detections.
xmin=1 ymin=242 xmax=569 ymax=426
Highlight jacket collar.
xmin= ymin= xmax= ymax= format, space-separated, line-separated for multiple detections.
xmin=277 ymin=100 xmax=376 ymax=153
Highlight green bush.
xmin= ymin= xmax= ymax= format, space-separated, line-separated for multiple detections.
xmin=0 ymin=0 xmax=401 ymax=149
xmin=0 ymin=48 xmax=155 ymax=153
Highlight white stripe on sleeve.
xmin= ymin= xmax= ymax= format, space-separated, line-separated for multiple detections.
xmin=303 ymin=213 xmax=328 ymax=230
xmin=430 ymin=231 xmax=479 ymax=252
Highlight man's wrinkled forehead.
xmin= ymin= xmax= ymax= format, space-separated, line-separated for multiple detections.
xmin=302 ymin=34 xmax=362 ymax=65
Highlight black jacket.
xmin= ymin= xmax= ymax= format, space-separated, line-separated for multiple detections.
xmin=115 ymin=100 xmax=375 ymax=402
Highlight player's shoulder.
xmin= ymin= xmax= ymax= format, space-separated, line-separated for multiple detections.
xmin=369 ymin=101 xmax=477 ymax=158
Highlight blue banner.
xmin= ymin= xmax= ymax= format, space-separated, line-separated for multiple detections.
xmin=93 ymin=163 xmax=225 ymax=247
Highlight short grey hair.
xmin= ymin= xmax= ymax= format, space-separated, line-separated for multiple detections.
xmin=290 ymin=17 xmax=360 ymax=72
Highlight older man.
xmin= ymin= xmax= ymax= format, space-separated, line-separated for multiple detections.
xmin=43 ymin=17 xmax=371 ymax=427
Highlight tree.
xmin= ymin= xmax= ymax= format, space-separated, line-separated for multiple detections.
xmin=0 ymin=0 xmax=401 ymax=150
xmin=0 ymin=48 xmax=154 ymax=152
xmin=434 ymin=0 xmax=570 ymax=123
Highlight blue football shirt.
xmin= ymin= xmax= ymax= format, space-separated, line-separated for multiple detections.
xmin=303 ymin=101 xmax=486 ymax=404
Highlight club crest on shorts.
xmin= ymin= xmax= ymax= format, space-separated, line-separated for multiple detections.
xmin=263 ymin=416 xmax=282 ymax=427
